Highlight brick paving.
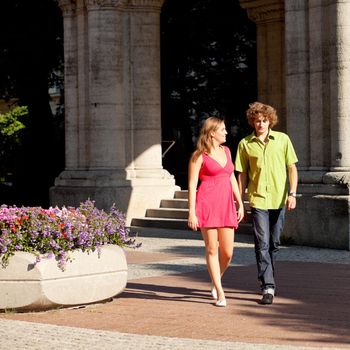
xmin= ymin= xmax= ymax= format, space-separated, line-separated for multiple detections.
xmin=1 ymin=230 xmax=350 ymax=350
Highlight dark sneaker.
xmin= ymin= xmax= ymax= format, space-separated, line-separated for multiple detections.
xmin=261 ymin=293 xmax=273 ymax=305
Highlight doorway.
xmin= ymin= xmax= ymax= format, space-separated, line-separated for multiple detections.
xmin=160 ymin=0 xmax=257 ymax=189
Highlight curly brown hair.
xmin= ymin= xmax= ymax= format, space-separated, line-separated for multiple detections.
xmin=246 ymin=101 xmax=278 ymax=128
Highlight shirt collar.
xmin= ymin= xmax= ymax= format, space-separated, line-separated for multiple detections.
xmin=248 ymin=129 xmax=276 ymax=142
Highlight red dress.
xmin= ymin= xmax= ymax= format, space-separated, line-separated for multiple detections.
xmin=196 ymin=146 xmax=238 ymax=229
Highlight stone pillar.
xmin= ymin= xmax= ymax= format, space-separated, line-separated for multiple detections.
xmin=285 ymin=1 xmax=309 ymax=170
xmin=57 ymin=0 xmax=79 ymax=170
xmin=240 ymin=0 xmax=286 ymax=130
xmin=286 ymin=0 xmax=350 ymax=175
xmin=240 ymin=0 xmax=350 ymax=249
xmin=124 ymin=0 xmax=167 ymax=177
xmin=329 ymin=1 xmax=350 ymax=171
xmin=50 ymin=0 xmax=179 ymax=224
xmin=284 ymin=0 xmax=350 ymax=250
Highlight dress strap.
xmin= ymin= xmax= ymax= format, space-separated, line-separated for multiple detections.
xmin=223 ymin=145 xmax=231 ymax=158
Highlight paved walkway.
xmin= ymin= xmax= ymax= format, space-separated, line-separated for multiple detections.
xmin=1 ymin=228 xmax=350 ymax=350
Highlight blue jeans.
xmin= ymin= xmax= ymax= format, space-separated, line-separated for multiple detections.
xmin=251 ymin=207 xmax=286 ymax=291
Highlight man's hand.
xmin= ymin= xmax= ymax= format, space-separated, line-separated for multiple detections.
xmin=286 ymin=196 xmax=296 ymax=211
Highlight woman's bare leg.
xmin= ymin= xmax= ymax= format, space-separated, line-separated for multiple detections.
xmin=201 ymin=228 xmax=225 ymax=301
xmin=218 ymin=227 xmax=234 ymax=277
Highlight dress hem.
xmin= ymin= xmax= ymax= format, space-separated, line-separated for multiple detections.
xmin=198 ymin=225 xmax=238 ymax=230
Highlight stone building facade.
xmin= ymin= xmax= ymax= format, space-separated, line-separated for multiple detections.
xmin=51 ymin=0 xmax=180 ymax=224
xmin=51 ymin=0 xmax=350 ymax=249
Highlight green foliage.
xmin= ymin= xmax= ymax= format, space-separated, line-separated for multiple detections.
xmin=0 ymin=0 xmax=63 ymax=101
xmin=0 ymin=0 xmax=64 ymax=206
xmin=0 ymin=106 xmax=27 ymax=139
xmin=0 ymin=106 xmax=28 ymax=180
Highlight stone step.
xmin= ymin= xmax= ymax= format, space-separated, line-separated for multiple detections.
xmin=174 ymin=190 xmax=188 ymax=199
xmin=162 ymin=194 xmax=250 ymax=211
xmin=160 ymin=199 xmax=189 ymax=209
xmin=131 ymin=217 xmax=253 ymax=234
xmin=174 ymin=189 xmax=250 ymax=199
xmin=130 ymin=226 xmax=255 ymax=243
xmin=131 ymin=217 xmax=189 ymax=230
xmin=130 ymin=189 xmax=253 ymax=234
xmin=146 ymin=207 xmax=251 ymax=220
xmin=146 ymin=208 xmax=188 ymax=219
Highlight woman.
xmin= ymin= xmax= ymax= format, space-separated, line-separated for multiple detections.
xmin=188 ymin=116 xmax=244 ymax=307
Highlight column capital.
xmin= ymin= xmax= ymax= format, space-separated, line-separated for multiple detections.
xmin=240 ymin=0 xmax=284 ymax=23
xmin=123 ymin=0 xmax=165 ymax=12
xmin=58 ymin=0 xmax=76 ymax=16
xmin=59 ymin=0 xmax=165 ymax=12
xmin=84 ymin=0 xmax=127 ymax=10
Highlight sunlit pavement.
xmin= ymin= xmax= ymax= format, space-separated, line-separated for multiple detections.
xmin=1 ymin=229 xmax=350 ymax=350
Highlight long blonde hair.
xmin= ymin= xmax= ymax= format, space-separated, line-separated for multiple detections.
xmin=192 ymin=116 xmax=224 ymax=161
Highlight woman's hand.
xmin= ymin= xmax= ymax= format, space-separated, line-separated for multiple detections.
xmin=188 ymin=213 xmax=199 ymax=231
xmin=188 ymin=152 xmax=202 ymax=232
xmin=237 ymin=204 xmax=244 ymax=223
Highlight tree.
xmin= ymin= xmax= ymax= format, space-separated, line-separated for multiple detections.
xmin=0 ymin=106 xmax=28 ymax=179
xmin=0 ymin=0 xmax=64 ymax=206
xmin=161 ymin=0 xmax=257 ymax=187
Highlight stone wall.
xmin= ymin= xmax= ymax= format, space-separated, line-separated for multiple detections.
xmin=52 ymin=0 xmax=350 ymax=248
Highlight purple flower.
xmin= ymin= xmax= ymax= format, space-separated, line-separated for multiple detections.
xmin=0 ymin=200 xmax=140 ymax=271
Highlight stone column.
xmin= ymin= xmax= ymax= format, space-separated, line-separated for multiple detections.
xmin=240 ymin=0 xmax=350 ymax=249
xmin=329 ymin=1 xmax=350 ymax=171
xmin=284 ymin=0 xmax=350 ymax=250
xmin=51 ymin=0 xmax=179 ymax=224
xmin=308 ymin=0 xmax=330 ymax=171
xmin=123 ymin=0 xmax=168 ymax=177
xmin=58 ymin=0 xmax=79 ymax=170
xmin=240 ymin=0 xmax=286 ymax=130
xmin=285 ymin=1 xmax=309 ymax=170
xmin=286 ymin=0 xmax=350 ymax=177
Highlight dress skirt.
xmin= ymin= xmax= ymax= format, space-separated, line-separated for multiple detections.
xmin=195 ymin=146 xmax=238 ymax=229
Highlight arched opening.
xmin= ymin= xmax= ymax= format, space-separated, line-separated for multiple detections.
xmin=160 ymin=0 xmax=257 ymax=188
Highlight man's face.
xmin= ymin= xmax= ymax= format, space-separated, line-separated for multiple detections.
xmin=253 ymin=114 xmax=270 ymax=136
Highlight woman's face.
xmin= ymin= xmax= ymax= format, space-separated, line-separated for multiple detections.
xmin=211 ymin=122 xmax=227 ymax=145
xmin=253 ymin=114 xmax=270 ymax=136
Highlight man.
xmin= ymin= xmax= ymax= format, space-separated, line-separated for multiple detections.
xmin=235 ymin=102 xmax=298 ymax=305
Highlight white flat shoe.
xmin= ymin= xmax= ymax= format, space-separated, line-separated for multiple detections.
xmin=211 ymin=285 xmax=218 ymax=300
xmin=215 ymin=299 xmax=227 ymax=307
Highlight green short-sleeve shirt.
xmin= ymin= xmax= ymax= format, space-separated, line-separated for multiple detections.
xmin=235 ymin=130 xmax=298 ymax=210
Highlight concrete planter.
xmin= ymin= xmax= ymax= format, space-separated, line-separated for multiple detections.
xmin=0 ymin=245 xmax=127 ymax=312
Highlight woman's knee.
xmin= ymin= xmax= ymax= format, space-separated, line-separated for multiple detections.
xmin=206 ymin=243 xmax=219 ymax=256
xmin=220 ymin=249 xmax=233 ymax=262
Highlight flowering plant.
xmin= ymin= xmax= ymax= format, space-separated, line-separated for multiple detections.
xmin=0 ymin=200 xmax=139 ymax=271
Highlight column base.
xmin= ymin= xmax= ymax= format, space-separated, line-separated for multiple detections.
xmin=49 ymin=169 xmax=180 ymax=225
xmin=283 ymin=171 xmax=350 ymax=250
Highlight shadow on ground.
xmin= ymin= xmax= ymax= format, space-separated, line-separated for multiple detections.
xmin=120 ymin=262 xmax=350 ymax=347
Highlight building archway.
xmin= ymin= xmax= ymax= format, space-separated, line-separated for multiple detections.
xmin=52 ymin=0 xmax=350 ymax=249
xmin=160 ymin=0 xmax=257 ymax=188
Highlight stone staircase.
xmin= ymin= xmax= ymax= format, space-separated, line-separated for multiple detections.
xmin=131 ymin=190 xmax=253 ymax=234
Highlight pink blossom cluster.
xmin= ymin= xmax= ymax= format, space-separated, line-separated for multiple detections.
xmin=0 ymin=200 xmax=139 ymax=270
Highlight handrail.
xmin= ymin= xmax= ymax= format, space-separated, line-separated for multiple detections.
xmin=162 ymin=140 xmax=176 ymax=158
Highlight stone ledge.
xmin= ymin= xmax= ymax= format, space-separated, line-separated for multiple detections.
xmin=0 ymin=245 xmax=127 ymax=312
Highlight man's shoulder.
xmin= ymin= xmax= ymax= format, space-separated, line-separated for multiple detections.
xmin=269 ymin=130 xmax=291 ymax=142
xmin=239 ymin=132 xmax=255 ymax=144
xmin=269 ymin=130 xmax=288 ymax=137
